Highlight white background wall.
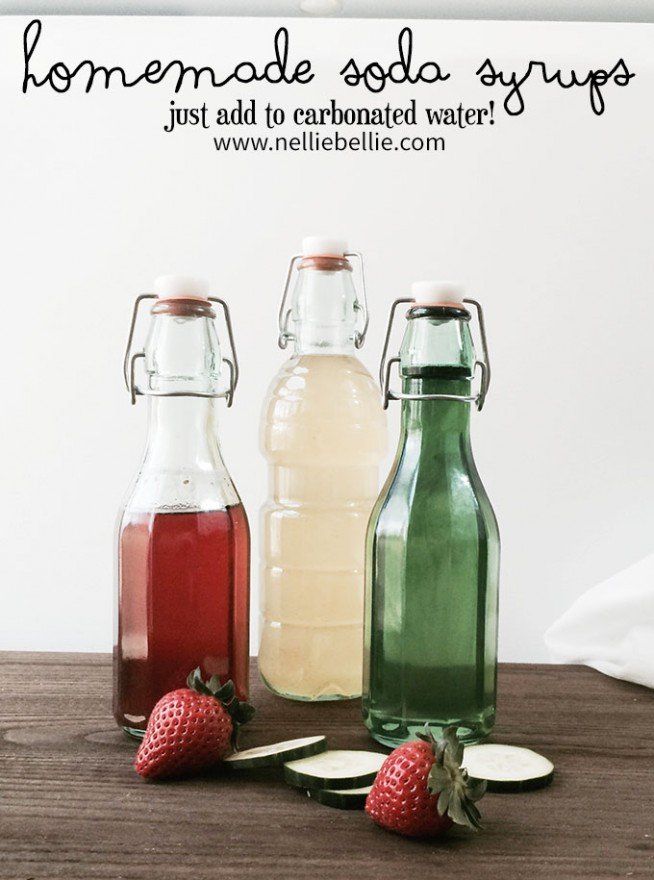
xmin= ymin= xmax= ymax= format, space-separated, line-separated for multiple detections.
xmin=1 ymin=15 xmax=652 ymax=660
xmin=3 ymin=0 xmax=654 ymax=20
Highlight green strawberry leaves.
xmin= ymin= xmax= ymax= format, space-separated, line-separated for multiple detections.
xmin=466 ymin=776 xmax=487 ymax=802
xmin=186 ymin=667 xmax=255 ymax=730
xmin=186 ymin=668 xmax=215 ymax=696
xmin=424 ymin=725 xmax=486 ymax=831
xmin=232 ymin=701 xmax=256 ymax=725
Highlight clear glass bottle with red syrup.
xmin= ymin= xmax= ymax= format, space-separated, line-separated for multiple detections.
xmin=114 ymin=276 xmax=249 ymax=738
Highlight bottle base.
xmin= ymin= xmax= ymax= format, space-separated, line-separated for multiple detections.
xmin=364 ymin=710 xmax=494 ymax=748
xmin=259 ymin=670 xmax=361 ymax=703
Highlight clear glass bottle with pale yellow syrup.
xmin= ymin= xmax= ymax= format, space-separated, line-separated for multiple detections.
xmin=259 ymin=237 xmax=387 ymax=701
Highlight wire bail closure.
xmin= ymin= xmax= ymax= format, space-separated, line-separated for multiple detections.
xmin=379 ymin=297 xmax=491 ymax=411
xmin=122 ymin=294 xmax=240 ymax=407
xmin=277 ymin=251 xmax=369 ymax=350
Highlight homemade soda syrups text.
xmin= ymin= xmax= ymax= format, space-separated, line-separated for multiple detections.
xmin=114 ymin=276 xmax=250 ymax=738
xmin=363 ymin=283 xmax=500 ymax=747
xmin=259 ymin=238 xmax=387 ymax=701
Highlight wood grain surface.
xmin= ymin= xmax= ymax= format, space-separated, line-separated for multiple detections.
xmin=1 ymin=653 xmax=653 ymax=879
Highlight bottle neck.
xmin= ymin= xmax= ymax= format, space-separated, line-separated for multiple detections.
xmin=396 ymin=310 xmax=476 ymax=454
xmin=142 ymin=396 xmax=224 ymax=471
xmin=289 ymin=261 xmax=359 ymax=356
xmin=401 ymin=374 xmax=472 ymax=449
xmin=140 ymin=301 xmax=228 ymax=471
xmin=294 ymin=325 xmax=356 ymax=356
xmin=144 ymin=301 xmax=224 ymax=396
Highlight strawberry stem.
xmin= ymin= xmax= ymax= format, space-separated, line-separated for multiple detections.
xmin=186 ymin=667 xmax=255 ymax=732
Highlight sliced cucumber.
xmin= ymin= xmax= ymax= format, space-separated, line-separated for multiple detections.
xmin=308 ymin=784 xmax=372 ymax=810
xmin=284 ymin=750 xmax=386 ymax=790
xmin=224 ymin=736 xmax=327 ymax=769
xmin=463 ymin=743 xmax=554 ymax=792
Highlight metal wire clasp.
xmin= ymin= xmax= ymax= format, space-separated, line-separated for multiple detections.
xmin=379 ymin=297 xmax=491 ymax=411
xmin=277 ymin=252 xmax=369 ymax=350
xmin=122 ymin=294 xmax=240 ymax=407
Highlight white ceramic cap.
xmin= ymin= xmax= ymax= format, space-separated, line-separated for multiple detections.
xmin=154 ymin=275 xmax=210 ymax=301
xmin=302 ymin=236 xmax=348 ymax=258
xmin=411 ymin=281 xmax=465 ymax=307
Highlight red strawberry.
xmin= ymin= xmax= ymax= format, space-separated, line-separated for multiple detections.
xmin=134 ymin=668 xmax=254 ymax=781
xmin=365 ymin=727 xmax=485 ymax=838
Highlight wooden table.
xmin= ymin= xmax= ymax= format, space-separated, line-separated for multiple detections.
xmin=1 ymin=654 xmax=653 ymax=879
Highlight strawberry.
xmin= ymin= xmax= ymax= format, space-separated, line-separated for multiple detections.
xmin=134 ymin=668 xmax=254 ymax=781
xmin=365 ymin=726 xmax=486 ymax=838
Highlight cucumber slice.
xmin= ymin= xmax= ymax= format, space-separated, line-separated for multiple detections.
xmin=224 ymin=736 xmax=327 ymax=769
xmin=463 ymin=743 xmax=554 ymax=792
xmin=308 ymin=784 xmax=372 ymax=810
xmin=284 ymin=750 xmax=386 ymax=790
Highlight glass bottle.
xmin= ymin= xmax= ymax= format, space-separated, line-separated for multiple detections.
xmin=259 ymin=237 xmax=387 ymax=701
xmin=114 ymin=275 xmax=249 ymax=738
xmin=363 ymin=282 xmax=499 ymax=747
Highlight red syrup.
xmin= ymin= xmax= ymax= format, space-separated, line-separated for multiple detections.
xmin=113 ymin=505 xmax=250 ymax=735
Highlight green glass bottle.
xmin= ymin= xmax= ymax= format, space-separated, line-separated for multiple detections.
xmin=363 ymin=282 xmax=500 ymax=748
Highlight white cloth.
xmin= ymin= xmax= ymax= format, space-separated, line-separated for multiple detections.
xmin=544 ymin=554 xmax=654 ymax=689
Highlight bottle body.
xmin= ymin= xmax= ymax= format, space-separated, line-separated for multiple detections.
xmin=363 ymin=307 xmax=499 ymax=746
xmin=259 ymin=353 xmax=386 ymax=700
xmin=115 ymin=502 xmax=249 ymax=736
